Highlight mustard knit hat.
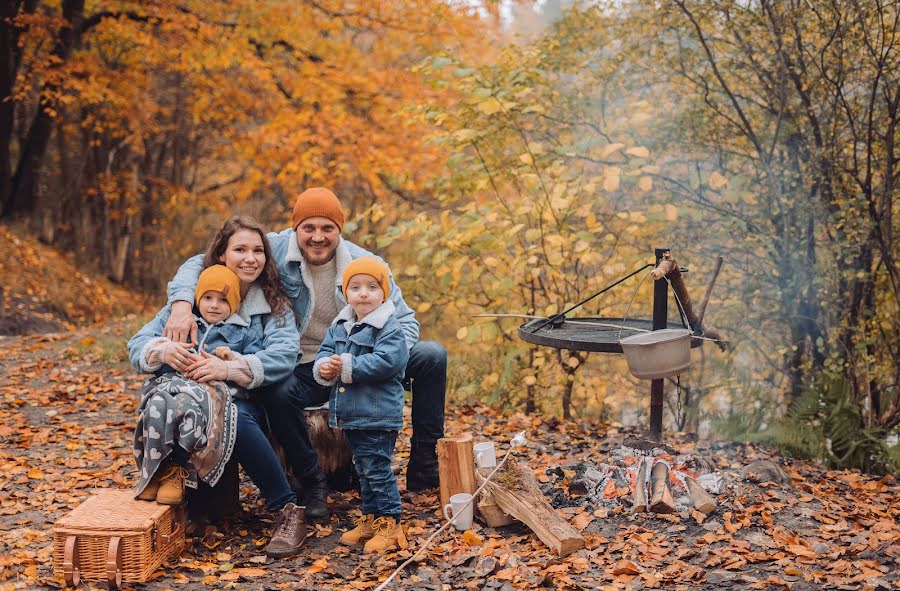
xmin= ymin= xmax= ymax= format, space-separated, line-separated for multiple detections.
xmin=292 ymin=187 xmax=345 ymax=231
xmin=342 ymin=257 xmax=391 ymax=299
xmin=195 ymin=265 xmax=241 ymax=314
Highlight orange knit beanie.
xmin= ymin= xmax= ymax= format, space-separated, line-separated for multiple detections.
xmin=195 ymin=265 xmax=241 ymax=313
xmin=291 ymin=187 xmax=345 ymax=231
xmin=342 ymin=257 xmax=391 ymax=299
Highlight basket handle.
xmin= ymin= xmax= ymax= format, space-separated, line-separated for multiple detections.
xmin=63 ymin=535 xmax=80 ymax=587
xmin=106 ymin=536 xmax=122 ymax=588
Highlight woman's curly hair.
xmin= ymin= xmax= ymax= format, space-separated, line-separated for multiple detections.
xmin=203 ymin=216 xmax=291 ymax=317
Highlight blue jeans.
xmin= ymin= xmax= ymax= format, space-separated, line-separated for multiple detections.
xmin=259 ymin=341 xmax=447 ymax=477
xmin=234 ymin=398 xmax=298 ymax=511
xmin=345 ymin=429 xmax=401 ymax=518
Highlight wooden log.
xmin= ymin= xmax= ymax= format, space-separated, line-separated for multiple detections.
xmin=632 ymin=459 xmax=648 ymax=513
xmin=476 ymin=457 xmax=584 ymax=557
xmin=648 ymin=462 xmax=676 ymax=514
xmin=437 ymin=434 xmax=476 ymax=509
xmin=475 ymin=466 xmax=516 ymax=527
xmin=650 ymin=253 xmax=729 ymax=351
xmin=684 ymin=475 xmax=717 ymax=515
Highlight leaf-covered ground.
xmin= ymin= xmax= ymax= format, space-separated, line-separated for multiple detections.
xmin=0 ymin=324 xmax=897 ymax=591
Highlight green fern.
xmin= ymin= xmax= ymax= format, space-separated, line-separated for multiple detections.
xmin=772 ymin=376 xmax=897 ymax=474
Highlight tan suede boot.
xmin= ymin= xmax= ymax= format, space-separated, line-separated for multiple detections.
xmin=136 ymin=477 xmax=160 ymax=502
xmin=340 ymin=514 xmax=376 ymax=546
xmin=363 ymin=516 xmax=407 ymax=554
xmin=156 ymin=465 xmax=189 ymax=505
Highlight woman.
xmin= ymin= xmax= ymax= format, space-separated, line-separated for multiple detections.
xmin=158 ymin=216 xmax=309 ymax=559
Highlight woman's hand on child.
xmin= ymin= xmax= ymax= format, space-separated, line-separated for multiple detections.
xmin=162 ymin=301 xmax=198 ymax=347
xmin=163 ymin=342 xmax=198 ymax=372
xmin=185 ymin=349 xmax=229 ymax=383
xmin=213 ymin=346 xmax=236 ymax=361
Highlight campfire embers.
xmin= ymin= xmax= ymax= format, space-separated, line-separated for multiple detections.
xmin=542 ymin=446 xmax=723 ymax=517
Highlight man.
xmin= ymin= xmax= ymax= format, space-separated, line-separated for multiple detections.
xmin=163 ymin=188 xmax=446 ymax=522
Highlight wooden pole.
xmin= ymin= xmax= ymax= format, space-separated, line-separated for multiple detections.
xmin=650 ymin=252 xmax=728 ymax=351
xmin=648 ymin=462 xmax=676 ymax=514
xmin=696 ymin=255 xmax=724 ymax=327
xmin=437 ymin=434 xmax=476 ymax=509
xmin=650 ymin=248 xmax=669 ymax=442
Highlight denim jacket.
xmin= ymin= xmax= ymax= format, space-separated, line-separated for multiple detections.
xmin=138 ymin=285 xmax=299 ymax=388
xmin=166 ymin=230 xmax=420 ymax=354
xmin=312 ymin=300 xmax=409 ymax=431
xmin=129 ymin=307 xmax=260 ymax=373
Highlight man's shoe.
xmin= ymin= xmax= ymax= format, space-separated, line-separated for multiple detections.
xmin=406 ymin=442 xmax=439 ymax=492
xmin=156 ymin=465 xmax=189 ymax=505
xmin=363 ymin=516 xmax=407 ymax=554
xmin=340 ymin=514 xmax=376 ymax=546
xmin=300 ymin=470 xmax=330 ymax=522
xmin=265 ymin=502 xmax=307 ymax=558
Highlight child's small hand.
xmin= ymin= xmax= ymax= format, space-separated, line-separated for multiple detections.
xmin=319 ymin=360 xmax=337 ymax=380
xmin=329 ymin=354 xmax=343 ymax=373
xmin=213 ymin=346 xmax=235 ymax=361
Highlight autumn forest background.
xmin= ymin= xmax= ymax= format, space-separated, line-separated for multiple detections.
xmin=1 ymin=0 xmax=898 ymax=474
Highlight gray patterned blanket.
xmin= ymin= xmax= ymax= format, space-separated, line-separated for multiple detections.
xmin=133 ymin=374 xmax=237 ymax=498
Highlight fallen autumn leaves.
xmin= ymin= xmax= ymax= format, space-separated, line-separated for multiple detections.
xmin=0 ymin=326 xmax=897 ymax=591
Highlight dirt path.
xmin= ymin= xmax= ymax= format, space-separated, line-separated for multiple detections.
xmin=0 ymin=324 xmax=897 ymax=591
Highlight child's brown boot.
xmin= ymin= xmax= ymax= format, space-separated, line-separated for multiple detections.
xmin=363 ymin=516 xmax=407 ymax=554
xmin=136 ymin=477 xmax=160 ymax=502
xmin=340 ymin=514 xmax=376 ymax=546
xmin=156 ymin=465 xmax=189 ymax=505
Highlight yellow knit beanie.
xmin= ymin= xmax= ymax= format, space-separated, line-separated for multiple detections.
xmin=195 ymin=265 xmax=241 ymax=314
xmin=291 ymin=187 xmax=345 ymax=231
xmin=342 ymin=257 xmax=391 ymax=299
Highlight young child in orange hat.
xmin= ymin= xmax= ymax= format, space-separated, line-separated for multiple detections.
xmin=314 ymin=257 xmax=409 ymax=553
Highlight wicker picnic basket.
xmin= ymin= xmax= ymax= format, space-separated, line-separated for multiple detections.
xmin=52 ymin=489 xmax=185 ymax=588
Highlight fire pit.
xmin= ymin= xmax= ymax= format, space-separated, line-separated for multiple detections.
xmin=543 ymin=444 xmax=723 ymax=517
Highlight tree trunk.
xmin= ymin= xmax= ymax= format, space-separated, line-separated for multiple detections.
xmin=7 ymin=0 xmax=85 ymax=219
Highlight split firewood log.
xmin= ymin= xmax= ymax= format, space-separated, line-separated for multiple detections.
xmin=475 ymin=457 xmax=584 ymax=556
xmin=684 ymin=475 xmax=717 ymax=515
xmin=648 ymin=462 xmax=676 ymax=514
xmin=632 ymin=459 xmax=648 ymax=513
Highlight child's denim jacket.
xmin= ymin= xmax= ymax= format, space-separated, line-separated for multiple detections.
xmin=128 ymin=305 xmax=263 ymax=377
xmin=313 ymin=300 xmax=409 ymax=431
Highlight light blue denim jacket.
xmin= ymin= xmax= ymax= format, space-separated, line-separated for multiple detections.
xmin=167 ymin=230 xmax=420 ymax=355
xmin=148 ymin=285 xmax=299 ymax=388
xmin=312 ymin=300 xmax=408 ymax=431
xmin=129 ymin=306 xmax=262 ymax=375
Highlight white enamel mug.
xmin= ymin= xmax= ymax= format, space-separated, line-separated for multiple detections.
xmin=473 ymin=441 xmax=497 ymax=469
xmin=443 ymin=492 xmax=474 ymax=531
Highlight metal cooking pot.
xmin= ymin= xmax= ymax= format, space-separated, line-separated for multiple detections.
xmin=619 ymin=328 xmax=692 ymax=379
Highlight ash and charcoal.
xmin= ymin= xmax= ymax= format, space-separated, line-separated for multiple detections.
xmin=541 ymin=446 xmax=724 ymax=513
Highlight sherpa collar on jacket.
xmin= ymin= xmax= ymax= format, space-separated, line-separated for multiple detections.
xmin=285 ymin=232 xmax=353 ymax=290
xmin=333 ymin=299 xmax=396 ymax=330
xmin=238 ymin=285 xmax=271 ymax=321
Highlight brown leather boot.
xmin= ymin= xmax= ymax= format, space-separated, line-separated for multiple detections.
xmin=156 ymin=465 xmax=189 ymax=505
xmin=266 ymin=503 xmax=307 ymax=558
xmin=340 ymin=514 xmax=376 ymax=546
xmin=363 ymin=516 xmax=407 ymax=554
